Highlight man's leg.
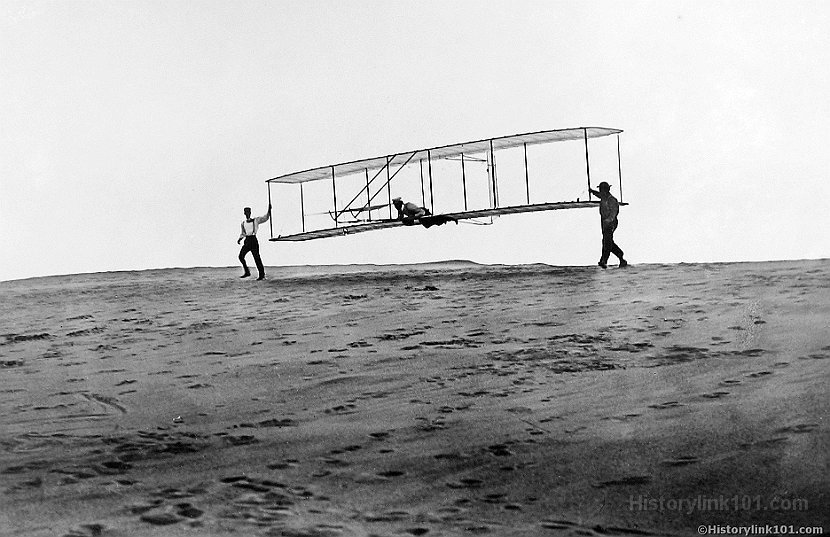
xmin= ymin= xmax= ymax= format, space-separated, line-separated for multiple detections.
xmin=250 ymin=238 xmax=265 ymax=280
xmin=238 ymin=243 xmax=251 ymax=277
xmin=599 ymin=232 xmax=612 ymax=268
xmin=611 ymin=241 xmax=626 ymax=264
xmin=608 ymin=222 xmax=626 ymax=266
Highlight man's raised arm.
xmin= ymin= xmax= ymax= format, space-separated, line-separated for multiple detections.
xmin=257 ymin=204 xmax=272 ymax=224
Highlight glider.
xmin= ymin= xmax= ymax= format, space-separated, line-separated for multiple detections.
xmin=266 ymin=127 xmax=626 ymax=241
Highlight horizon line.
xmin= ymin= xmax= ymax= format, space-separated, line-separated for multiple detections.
xmin=3 ymin=257 xmax=830 ymax=284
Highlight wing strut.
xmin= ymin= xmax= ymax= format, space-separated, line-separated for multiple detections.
xmin=331 ymin=166 xmax=338 ymax=227
xmin=617 ymin=134 xmax=624 ymax=203
xmin=333 ymin=151 xmax=418 ymax=222
xmin=584 ymin=128 xmax=591 ymax=201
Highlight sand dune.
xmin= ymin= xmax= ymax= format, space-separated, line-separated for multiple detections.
xmin=1 ymin=261 xmax=827 ymax=536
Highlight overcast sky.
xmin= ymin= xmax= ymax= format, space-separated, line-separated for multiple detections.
xmin=2 ymin=0 xmax=828 ymax=281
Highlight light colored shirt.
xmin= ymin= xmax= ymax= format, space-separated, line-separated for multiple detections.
xmin=239 ymin=212 xmax=270 ymax=241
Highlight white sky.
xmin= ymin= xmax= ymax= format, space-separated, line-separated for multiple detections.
xmin=2 ymin=0 xmax=828 ymax=281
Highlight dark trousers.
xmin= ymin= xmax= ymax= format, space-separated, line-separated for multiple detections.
xmin=239 ymin=236 xmax=265 ymax=278
xmin=600 ymin=221 xmax=625 ymax=265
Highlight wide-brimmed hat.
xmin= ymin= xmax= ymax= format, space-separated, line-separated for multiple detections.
xmin=597 ymin=182 xmax=611 ymax=191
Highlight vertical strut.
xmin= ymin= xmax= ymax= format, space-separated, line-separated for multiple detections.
xmin=386 ymin=156 xmax=392 ymax=219
xmin=617 ymin=134 xmax=623 ymax=203
xmin=428 ymin=150 xmax=434 ymax=213
xmin=583 ymin=128 xmax=591 ymax=200
xmin=523 ymin=142 xmax=530 ymax=204
xmin=300 ymin=183 xmax=305 ymax=233
xmin=419 ymin=159 xmax=426 ymax=208
xmin=267 ymin=182 xmax=273 ymax=238
xmin=488 ymin=139 xmax=499 ymax=208
xmin=365 ymin=168 xmax=371 ymax=221
xmin=461 ymin=153 xmax=468 ymax=211
xmin=331 ymin=166 xmax=338 ymax=227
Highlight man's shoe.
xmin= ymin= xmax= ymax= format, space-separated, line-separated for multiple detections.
xmin=256 ymin=275 xmax=266 ymax=281
xmin=240 ymin=273 xmax=251 ymax=278
xmin=619 ymin=260 xmax=628 ymax=268
xmin=598 ymin=261 xmax=607 ymax=269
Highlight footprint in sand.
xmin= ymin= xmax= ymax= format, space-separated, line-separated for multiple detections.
xmin=324 ymin=403 xmax=357 ymax=415
xmin=607 ymin=413 xmax=642 ymax=422
xmin=746 ymin=371 xmax=773 ymax=378
xmin=542 ymin=519 xmax=657 ymax=535
xmin=150 ymin=486 xmax=195 ymax=500
xmin=114 ymin=379 xmax=136 ymax=387
xmin=648 ymin=401 xmax=683 ymax=410
xmin=539 ymin=518 xmax=653 ymax=535
xmin=175 ymin=503 xmax=204 ymax=519
xmin=433 ymin=451 xmax=468 ymax=461
xmin=80 ymin=392 xmax=127 ymax=414
xmin=94 ymin=459 xmax=132 ymax=475
xmin=221 ymin=434 xmax=259 ymax=446
xmin=661 ymin=455 xmax=701 ymax=467
xmin=485 ymin=444 xmax=514 ymax=457
xmin=217 ymin=475 xmax=299 ymax=528
xmin=701 ymin=391 xmax=730 ymax=399
xmin=593 ymin=475 xmax=652 ymax=488
xmin=62 ymin=523 xmax=108 ymax=537
xmin=719 ymin=379 xmax=742 ymax=387
xmin=139 ymin=512 xmax=183 ymax=526
xmin=739 ymin=437 xmax=789 ymax=449
xmin=3 ymin=460 xmax=52 ymax=474
xmin=329 ymin=444 xmax=362 ymax=455
xmin=256 ymin=418 xmax=297 ymax=428
xmin=540 ymin=519 xmax=577 ymax=530
xmin=363 ymin=510 xmax=411 ymax=523
xmin=320 ymin=456 xmax=351 ymax=467
xmin=6 ymin=476 xmax=43 ymax=493
xmin=267 ymin=459 xmax=299 ymax=470
xmin=128 ymin=500 xmax=163 ymax=514
xmin=377 ymin=469 xmax=406 ymax=478
xmin=777 ymin=423 xmax=819 ymax=434
xmin=416 ymin=417 xmax=447 ymax=432
xmin=480 ymin=492 xmax=506 ymax=504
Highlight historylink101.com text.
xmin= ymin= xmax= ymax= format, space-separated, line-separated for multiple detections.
xmin=629 ymin=495 xmax=809 ymax=514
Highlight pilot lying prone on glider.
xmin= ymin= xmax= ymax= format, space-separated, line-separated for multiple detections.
xmin=392 ymin=198 xmax=458 ymax=228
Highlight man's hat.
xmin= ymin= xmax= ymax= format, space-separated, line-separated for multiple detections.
xmin=597 ymin=182 xmax=611 ymax=191
xmin=392 ymin=197 xmax=402 ymax=203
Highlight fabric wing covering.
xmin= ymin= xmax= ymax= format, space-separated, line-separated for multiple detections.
xmin=267 ymin=127 xmax=622 ymax=184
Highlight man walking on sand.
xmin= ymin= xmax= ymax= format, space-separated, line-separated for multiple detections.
xmin=238 ymin=204 xmax=271 ymax=280
xmin=588 ymin=182 xmax=627 ymax=269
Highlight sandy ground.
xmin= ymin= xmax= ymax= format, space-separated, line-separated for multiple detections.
xmin=0 ymin=260 xmax=827 ymax=537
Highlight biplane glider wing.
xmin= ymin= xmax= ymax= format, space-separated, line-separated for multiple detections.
xmin=266 ymin=127 xmax=625 ymax=242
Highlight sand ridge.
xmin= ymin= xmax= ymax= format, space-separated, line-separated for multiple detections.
xmin=1 ymin=261 xmax=828 ymax=536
